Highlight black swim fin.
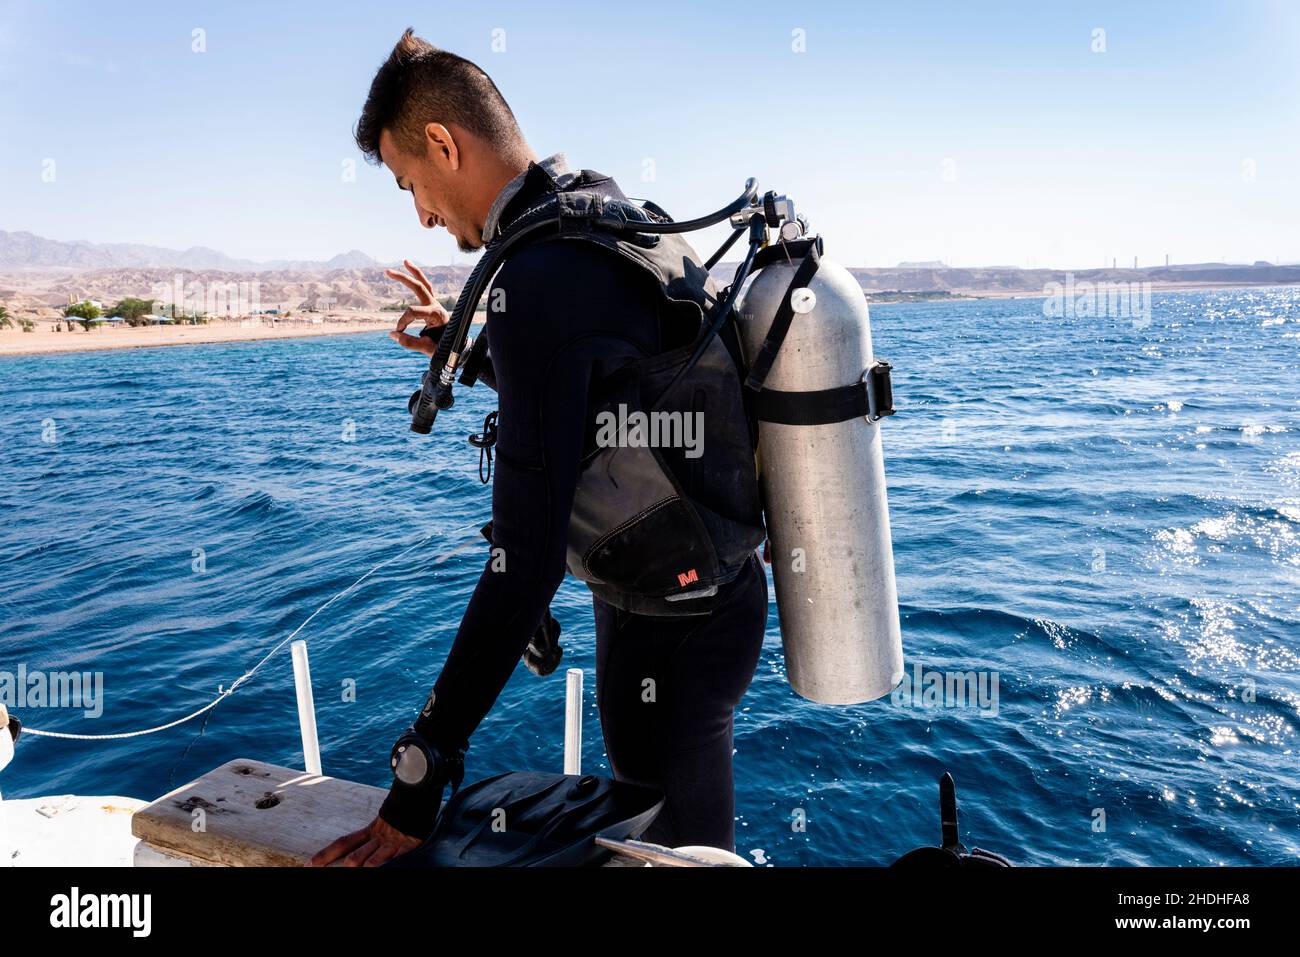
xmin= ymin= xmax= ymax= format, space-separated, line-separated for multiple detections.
xmin=385 ymin=771 xmax=665 ymax=868
xmin=890 ymin=772 xmax=1013 ymax=869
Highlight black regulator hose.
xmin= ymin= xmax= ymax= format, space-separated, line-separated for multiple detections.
xmin=408 ymin=208 xmax=573 ymax=433
xmin=704 ymin=224 xmax=747 ymax=271
xmin=690 ymin=213 xmax=767 ymax=371
xmin=409 ymin=178 xmax=763 ymax=435
xmin=646 ymin=212 xmax=767 ymax=410
xmin=621 ymin=177 xmax=757 ymax=233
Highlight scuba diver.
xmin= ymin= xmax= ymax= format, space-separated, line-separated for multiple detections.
xmin=310 ymin=29 xmax=771 ymax=866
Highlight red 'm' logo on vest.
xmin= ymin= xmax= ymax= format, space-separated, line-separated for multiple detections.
xmin=677 ymin=568 xmax=699 ymax=587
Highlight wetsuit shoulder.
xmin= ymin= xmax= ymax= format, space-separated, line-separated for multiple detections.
xmin=488 ymin=236 xmax=664 ymax=347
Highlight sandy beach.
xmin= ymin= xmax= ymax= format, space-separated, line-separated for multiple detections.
xmin=0 ymin=315 xmax=397 ymax=357
xmin=5 ymin=280 xmax=1291 ymax=358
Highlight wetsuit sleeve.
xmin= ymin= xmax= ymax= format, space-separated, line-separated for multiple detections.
xmin=378 ymin=243 xmax=633 ymax=836
xmin=418 ymin=321 xmax=591 ymax=752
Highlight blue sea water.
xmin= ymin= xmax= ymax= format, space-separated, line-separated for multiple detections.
xmin=1 ymin=287 xmax=1297 ymax=866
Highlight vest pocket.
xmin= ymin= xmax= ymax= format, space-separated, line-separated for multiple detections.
xmin=582 ymin=492 xmax=718 ymax=595
xmin=566 ymin=437 xmax=720 ymax=596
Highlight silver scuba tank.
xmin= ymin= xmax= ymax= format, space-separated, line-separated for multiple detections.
xmin=734 ymin=238 xmax=904 ymax=704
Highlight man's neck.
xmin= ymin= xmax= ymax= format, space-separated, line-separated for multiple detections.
xmin=480 ymin=152 xmax=580 ymax=245
xmin=475 ymin=152 xmax=535 ymax=229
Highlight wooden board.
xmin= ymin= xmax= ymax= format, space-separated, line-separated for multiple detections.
xmin=130 ymin=758 xmax=387 ymax=867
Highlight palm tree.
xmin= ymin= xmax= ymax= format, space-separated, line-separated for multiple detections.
xmin=0 ymin=305 xmax=14 ymax=329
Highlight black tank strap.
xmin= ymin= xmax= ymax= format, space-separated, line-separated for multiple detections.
xmin=755 ymin=382 xmax=868 ymax=425
xmin=742 ymin=243 xmax=821 ymax=393
xmin=753 ymin=361 xmax=893 ymax=425
xmin=750 ymin=236 xmax=822 ymax=271
xmin=742 ymin=239 xmax=896 ymax=427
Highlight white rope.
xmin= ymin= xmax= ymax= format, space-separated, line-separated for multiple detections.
xmin=21 ymin=523 xmax=481 ymax=741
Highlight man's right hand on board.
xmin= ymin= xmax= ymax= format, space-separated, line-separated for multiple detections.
xmin=306 ymin=811 xmax=422 ymax=867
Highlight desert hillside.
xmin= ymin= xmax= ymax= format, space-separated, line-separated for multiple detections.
xmin=3 ymin=226 xmax=1298 ymax=321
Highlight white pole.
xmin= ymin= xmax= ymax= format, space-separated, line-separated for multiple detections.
xmin=564 ymin=668 xmax=583 ymax=775
xmin=291 ymin=640 xmax=322 ymax=776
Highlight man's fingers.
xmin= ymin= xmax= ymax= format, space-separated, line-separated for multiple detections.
xmin=403 ymin=259 xmax=434 ymax=297
xmin=394 ymin=304 xmax=449 ymax=335
xmin=363 ymin=840 xmax=406 ymax=868
xmin=307 ymin=826 xmax=369 ymax=867
xmin=385 ymin=267 xmax=433 ymax=306
xmin=361 ymin=821 xmax=422 ymax=867
xmin=389 ymin=330 xmax=437 ymax=356
xmin=341 ymin=837 xmax=381 ymax=867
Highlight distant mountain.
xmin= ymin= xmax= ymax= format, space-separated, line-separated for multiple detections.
xmin=0 ymin=230 xmax=383 ymax=272
xmin=703 ymin=260 xmax=1300 ymax=299
xmin=0 ymin=262 xmax=474 ymax=317
xmin=5 ymin=230 xmax=1298 ymax=316
xmin=324 ymin=249 xmax=380 ymax=270
xmin=835 ymin=262 xmax=1300 ymax=295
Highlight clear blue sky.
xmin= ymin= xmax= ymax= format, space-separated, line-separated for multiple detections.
xmin=1 ymin=0 xmax=1297 ymax=268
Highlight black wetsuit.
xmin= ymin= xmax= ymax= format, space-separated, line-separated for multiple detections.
xmin=387 ymin=178 xmax=769 ymax=851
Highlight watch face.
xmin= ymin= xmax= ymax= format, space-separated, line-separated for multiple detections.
xmin=393 ymin=741 xmax=429 ymax=786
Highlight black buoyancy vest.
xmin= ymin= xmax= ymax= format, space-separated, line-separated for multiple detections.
xmin=476 ymin=168 xmax=766 ymax=616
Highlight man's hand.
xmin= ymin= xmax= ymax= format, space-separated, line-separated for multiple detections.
xmin=386 ymin=259 xmax=450 ymax=356
xmin=306 ymin=814 xmax=423 ymax=867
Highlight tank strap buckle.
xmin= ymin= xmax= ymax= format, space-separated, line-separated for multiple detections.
xmin=865 ymin=359 xmax=895 ymax=422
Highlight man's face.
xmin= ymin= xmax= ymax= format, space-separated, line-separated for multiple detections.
xmin=379 ymin=126 xmax=483 ymax=252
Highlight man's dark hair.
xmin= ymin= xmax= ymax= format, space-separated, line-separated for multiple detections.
xmin=355 ymin=28 xmax=526 ymax=165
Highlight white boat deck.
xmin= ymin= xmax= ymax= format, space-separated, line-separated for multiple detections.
xmin=3 ymin=794 xmax=145 ymax=867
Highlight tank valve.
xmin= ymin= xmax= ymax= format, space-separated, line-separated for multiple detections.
xmin=730 ymin=191 xmax=796 ymax=229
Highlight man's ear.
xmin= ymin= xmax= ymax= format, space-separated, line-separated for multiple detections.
xmin=424 ymin=122 xmax=460 ymax=171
